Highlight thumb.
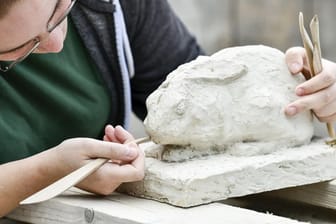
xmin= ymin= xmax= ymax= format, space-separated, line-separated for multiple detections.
xmin=285 ymin=47 xmax=305 ymax=74
xmin=85 ymin=139 xmax=139 ymax=161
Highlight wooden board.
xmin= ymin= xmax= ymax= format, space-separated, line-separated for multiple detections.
xmin=7 ymin=188 xmax=306 ymax=224
xmin=260 ymin=179 xmax=336 ymax=210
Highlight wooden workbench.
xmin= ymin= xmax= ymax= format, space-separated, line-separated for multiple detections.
xmin=5 ymin=184 xmax=336 ymax=224
xmin=6 ymin=191 xmax=301 ymax=223
xmin=4 ymin=188 xmax=308 ymax=224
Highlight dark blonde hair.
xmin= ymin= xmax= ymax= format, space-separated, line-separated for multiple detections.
xmin=0 ymin=0 xmax=21 ymax=19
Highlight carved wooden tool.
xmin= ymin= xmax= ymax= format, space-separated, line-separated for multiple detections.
xmin=20 ymin=136 xmax=150 ymax=205
xmin=299 ymin=12 xmax=336 ymax=146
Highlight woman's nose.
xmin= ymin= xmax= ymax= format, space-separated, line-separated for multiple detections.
xmin=37 ymin=26 xmax=65 ymax=53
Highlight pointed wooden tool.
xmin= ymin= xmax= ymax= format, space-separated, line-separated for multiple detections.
xmin=299 ymin=12 xmax=336 ymax=146
xmin=20 ymin=137 xmax=150 ymax=205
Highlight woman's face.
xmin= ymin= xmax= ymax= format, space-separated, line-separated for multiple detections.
xmin=0 ymin=0 xmax=70 ymax=61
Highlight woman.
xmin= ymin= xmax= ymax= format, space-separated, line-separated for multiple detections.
xmin=0 ymin=0 xmax=335 ymax=217
xmin=0 ymin=0 xmax=202 ymax=216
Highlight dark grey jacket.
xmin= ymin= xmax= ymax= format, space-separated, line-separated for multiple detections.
xmin=70 ymin=0 xmax=203 ymax=126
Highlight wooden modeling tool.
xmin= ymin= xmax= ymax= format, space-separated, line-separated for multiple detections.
xmin=20 ymin=136 xmax=150 ymax=205
xmin=299 ymin=12 xmax=336 ymax=146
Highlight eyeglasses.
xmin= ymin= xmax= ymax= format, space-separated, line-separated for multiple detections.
xmin=0 ymin=0 xmax=77 ymax=72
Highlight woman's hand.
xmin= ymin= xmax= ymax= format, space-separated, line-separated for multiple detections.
xmin=70 ymin=125 xmax=145 ymax=195
xmin=0 ymin=130 xmax=144 ymax=216
xmin=285 ymin=47 xmax=336 ymax=123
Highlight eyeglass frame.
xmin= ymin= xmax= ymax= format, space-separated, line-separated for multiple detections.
xmin=0 ymin=0 xmax=77 ymax=72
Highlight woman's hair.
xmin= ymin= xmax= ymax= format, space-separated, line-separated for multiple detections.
xmin=0 ymin=0 xmax=21 ymax=19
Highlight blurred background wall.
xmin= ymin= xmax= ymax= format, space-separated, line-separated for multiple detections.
xmin=168 ymin=0 xmax=336 ymax=60
xmin=131 ymin=0 xmax=336 ymax=137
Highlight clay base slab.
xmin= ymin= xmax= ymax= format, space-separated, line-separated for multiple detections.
xmin=118 ymin=138 xmax=336 ymax=207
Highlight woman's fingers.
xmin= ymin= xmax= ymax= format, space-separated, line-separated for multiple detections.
xmin=64 ymin=138 xmax=138 ymax=161
xmin=104 ymin=150 xmax=145 ymax=182
xmin=103 ymin=125 xmax=139 ymax=165
xmin=102 ymin=140 xmax=138 ymax=161
xmin=285 ymin=47 xmax=311 ymax=79
xmin=294 ymin=59 xmax=336 ymax=96
xmin=104 ymin=125 xmax=117 ymax=142
xmin=114 ymin=125 xmax=135 ymax=144
xmin=77 ymin=144 xmax=145 ymax=195
xmin=285 ymin=47 xmax=336 ymax=123
xmin=104 ymin=125 xmax=135 ymax=144
xmin=285 ymin=85 xmax=336 ymax=117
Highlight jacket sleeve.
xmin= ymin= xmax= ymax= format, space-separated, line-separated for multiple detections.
xmin=121 ymin=0 xmax=204 ymax=121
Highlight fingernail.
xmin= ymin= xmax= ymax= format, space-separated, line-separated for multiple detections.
xmin=286 ymin=106 xmax=297 ymax=116
xmin=116 ymin=125 xmax=127 ymax=132
xmin=125 ymin=146 xmax=138 ymax=159
xmin=296 ymin=87 xmax=305 ymax=96
xmin=105 ymin=125 xmax=114 ymax=134
xmin=291 ymin=63 xmax=301 ymax=73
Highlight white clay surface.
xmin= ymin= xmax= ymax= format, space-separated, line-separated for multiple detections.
xmin=144 ymin=45 xmax=314 ymax=153
xmin=119 ymin=139 xmax=336 ymax=207
xmin=120 ymin=46 xmax=336 ymax=208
